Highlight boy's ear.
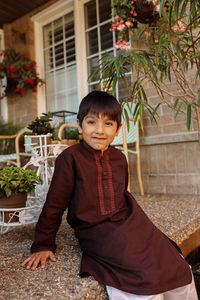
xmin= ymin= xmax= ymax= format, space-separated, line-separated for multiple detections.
xmin=77 ymin=119 xmax=83 ymax=134
xmin=115 ymin=123 xmax=122 ymax=136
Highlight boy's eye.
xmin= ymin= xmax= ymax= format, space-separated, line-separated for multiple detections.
xmin=87 ymin=120 xmax=95 ymax=124
xmin=105 ymin=121 xmax=114 ymax=126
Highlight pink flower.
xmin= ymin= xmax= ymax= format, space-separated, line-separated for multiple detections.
xmin=115 ymin=15 xmax=120 ymax=20
xmin=125 ymin=21 xmax=134 ymax=27
xmin=172 ymin=21 xmax=186 ymax=32
xmin=117 ymin=24 xmax=126 ymax=31
xmin=114 ymin=40 xmax=131 ymax=51
xmin=130 ymin=10 xmax=134 ymax=14
xmin=155 ymin=3 xmax=160 ymax=11
xmin=133 ymin=11 xmax=137 ymax=17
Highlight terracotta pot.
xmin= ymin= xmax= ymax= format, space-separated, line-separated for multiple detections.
xmin=0 ymin=193 xmax=27 ymax=223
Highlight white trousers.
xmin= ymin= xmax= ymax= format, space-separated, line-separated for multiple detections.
xmin=106 ymin=274 xmax=198 ymax=300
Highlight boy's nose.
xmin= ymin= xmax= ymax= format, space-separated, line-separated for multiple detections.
xmin=96 ymin=122 xmax=104 ymax=134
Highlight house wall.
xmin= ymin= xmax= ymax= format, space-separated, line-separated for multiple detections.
xmin=3 ymin=0 xmax=58 ymax=126
xmin=129 ymin=84 xmax=200 ymax=195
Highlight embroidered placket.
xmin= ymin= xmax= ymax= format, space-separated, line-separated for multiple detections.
xmin=94 ymin=153 xmax=116 ymax=215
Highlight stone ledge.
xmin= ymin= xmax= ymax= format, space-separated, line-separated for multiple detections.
xmin=140 ymin=131 xmax=198 ymax=146
xmin=0 ymin=194 xmax=200 ymax=299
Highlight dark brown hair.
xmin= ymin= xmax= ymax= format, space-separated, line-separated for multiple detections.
xmin=77 ymin=91 xmax=121 ymax=129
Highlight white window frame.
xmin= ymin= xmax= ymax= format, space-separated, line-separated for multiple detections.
xmin=31 ymin=0 xmax=88 ymax=116
xmin=0 ymin=29 xmax=8 ymax=122
xmin=32 ymin=0 xmax=116 ymax=116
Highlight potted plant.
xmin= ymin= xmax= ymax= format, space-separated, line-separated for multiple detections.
xmin=26 ymin=113 xmax=54 ymax=148
xmin=0 ymin=166 xmax=40 ymax=222
xmin=0 ymin=47 xmax=44 ymax=99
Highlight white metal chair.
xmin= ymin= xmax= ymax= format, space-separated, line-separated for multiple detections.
xmin=112 ymin=117 xmax=144 ymax=195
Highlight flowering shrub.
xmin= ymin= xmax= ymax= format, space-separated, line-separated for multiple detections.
xmin=111 ymin=0 xmax=160 ymax=50
xmin=0 ymin=47 xmax=44 ymax=99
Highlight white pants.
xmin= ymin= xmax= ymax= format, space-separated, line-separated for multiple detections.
xmin=106 ymin=274 xmax=198 ymax=300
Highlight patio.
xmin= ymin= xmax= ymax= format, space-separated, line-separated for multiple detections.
xmin=0 ymin=193 xmax=200 ymax=299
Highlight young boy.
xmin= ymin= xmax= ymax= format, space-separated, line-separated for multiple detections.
xmin=22 ymin=91 xmax=197 ymax=299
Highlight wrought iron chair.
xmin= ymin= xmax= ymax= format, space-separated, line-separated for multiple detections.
xmin=112 ymin=117 xmax=144 ymax=195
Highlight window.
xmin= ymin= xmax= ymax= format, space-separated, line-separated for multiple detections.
xmin=43 ymin=12 xmax=78 ymax=113
xmin=84 ymin=0 xmax=131 ymax=99
xmin=84 ymin=0 xmax=115 ymax=92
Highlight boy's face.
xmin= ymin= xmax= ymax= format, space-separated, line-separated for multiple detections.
xmin=77 ymin=113 xmax=121 ymax=154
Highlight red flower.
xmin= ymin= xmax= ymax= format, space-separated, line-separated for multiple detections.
xmin=25 ymin=78 xmax=35 ymax=85
xmin=32 ymin=88 xmax=37 ymax=93
xmin=10 ymin=66 xmax=18 ymax=73
xmin=0 ymin=65 xmax=4 ymax=70
xmin=23 ymin=64 xmax=31 ymax=70
xmin=6 ymin=64 xmax=12 ymax=70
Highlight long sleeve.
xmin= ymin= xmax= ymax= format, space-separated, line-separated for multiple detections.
xmin=31 ymin=150 xmax=75 ymax=253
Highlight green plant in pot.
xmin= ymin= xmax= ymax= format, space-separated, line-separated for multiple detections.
xmin=0 ymin=166 xmax=40 ymax=223
xmin=27 ymin=113 xmax=54 ymax=135
xmin=26 ymin=112 xmax=54 ymax=147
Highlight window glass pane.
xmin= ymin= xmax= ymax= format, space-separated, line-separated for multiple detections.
xmin=85 ymin=0 xmax=97 ymax=29
xmin=55 ymin=68 xmax=66 ymax=91
xmin=99 ymin=0 xmax=111 ymax=23
xmin=55 ymin=43 xmax=64 ymax=67
xmin=87 ymin=56 xmax=100 ymax=82
xmin=100 ymin=23 xmax=113 ymax=51
xmin=45 ymin=73 xmax=54 ymax=94
xmin=65 ymin=12 xmax=74 ymax=38
xmin=43 ymin=12 xmax=78 ymax=114
xmin=43 ymin=23 xmax=52 ymax=48
xmin=86 ymin=29 xmax=98 ymax=56
xmin=66 ymin=65 xmax=77 ymax=89
xmin=66 ymin=38 xmax=76 ymax=63
xmin=46 ymin=94 xmax=55 ymax=112
xmin=54 ymin=18 xmax=63 ymax=44
xmin=44 ymin=48 xmax=54 ymax=71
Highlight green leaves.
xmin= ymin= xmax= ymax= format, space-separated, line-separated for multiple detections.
xmin=27 ymin=112 xmax=54 ymax=135
xmin=0 ymin=166 xmax=40 ymax=198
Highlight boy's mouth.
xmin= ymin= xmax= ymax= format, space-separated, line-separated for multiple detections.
xmin=93 ymin=137 xmax=106 ymax=140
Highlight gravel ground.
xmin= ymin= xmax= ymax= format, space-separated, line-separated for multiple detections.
xmin=0 ymin=194 xmax=200 ymax=299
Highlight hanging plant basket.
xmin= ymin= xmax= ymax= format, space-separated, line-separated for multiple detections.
xmin=111 ymin=0 xmax=160 ymax=48
xmin=134 ymin=0 xmax=159 ymax=24
xmin=0 ymin=47 xmax=44 ymax=99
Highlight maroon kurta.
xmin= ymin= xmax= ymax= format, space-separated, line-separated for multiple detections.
xmin=31 ymin=141 xmax=192 ymax=295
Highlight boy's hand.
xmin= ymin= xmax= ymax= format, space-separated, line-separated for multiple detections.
xmin=21 ymin=250 xmax=56 ymax=270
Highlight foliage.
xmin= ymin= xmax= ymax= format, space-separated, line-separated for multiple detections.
xmin=60 ymin=127 xmax=79 ymax=140
xmin=0 ymin=166 xmax=40 ymax=197
xmin=90 ymin=0 xmax=200 ymax=131
xmin=0 ymin=47 xmax=44 ymax=99
xmin=27 ymin=113 xmax=54 ymax=135
xmin=0 ymin=121 xmax=22 ymax=155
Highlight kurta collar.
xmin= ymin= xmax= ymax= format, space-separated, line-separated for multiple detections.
xmin=81 ymin=140 xmax=112 ymax=157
